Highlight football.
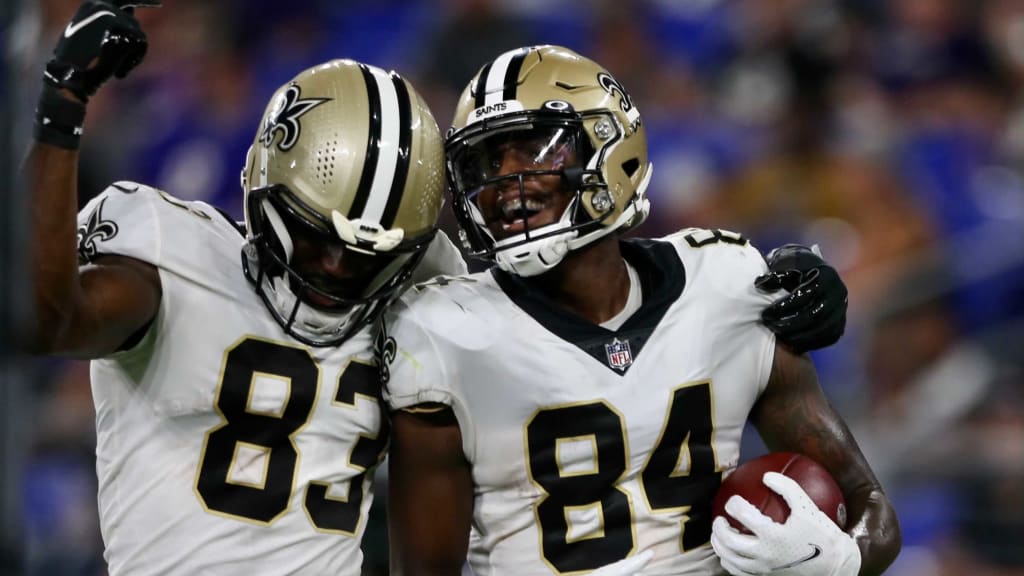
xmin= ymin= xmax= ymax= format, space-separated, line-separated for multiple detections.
xmin=712 ymin=452 xmax=847 ymax=532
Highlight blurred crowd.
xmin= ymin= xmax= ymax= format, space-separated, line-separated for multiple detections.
xmin=7 ymin=0 xmax=1024 ymax=574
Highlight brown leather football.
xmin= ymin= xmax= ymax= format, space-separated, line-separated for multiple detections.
xmin=712 ymin=452 xmax=847 ymax=532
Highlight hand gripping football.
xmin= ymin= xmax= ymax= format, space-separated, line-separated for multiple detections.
xmin=712 ymin=452 xmax=847 ymax=532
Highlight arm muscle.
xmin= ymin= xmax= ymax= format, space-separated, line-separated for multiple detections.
xmin=23 ymin=143 xmax=160 ymax=358
xmin=388 ymin=406 xmax=473 ymax=576
xmin=750 ymin=345 xmax=901 ymax=575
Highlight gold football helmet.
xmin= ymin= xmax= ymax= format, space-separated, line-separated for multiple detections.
xmin=445 ymin=45 xmax=652 ymax=276
xmin=241 ymin=59 xmax=445 ymax=346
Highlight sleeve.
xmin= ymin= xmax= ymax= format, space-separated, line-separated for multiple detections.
xmin=667 ymin=228 xmax=777 ymax=395
xmin=708 ymin=238 xmax=777 ymax=396
xmin=410 ymin=231 xmax=468 ymax=283
xmin=76 ymin=181 xmax=162 ymax=267
xmin=379 ymin=295 xmax=458 ymax=411
xmin=664 ymin=227 xmax=773 ymax=307
xmin=707 ymin=237 xmax=773 ymax=305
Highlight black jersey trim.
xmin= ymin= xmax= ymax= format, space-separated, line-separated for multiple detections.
xmin=492 ymin=238 xmax=685 ymax=375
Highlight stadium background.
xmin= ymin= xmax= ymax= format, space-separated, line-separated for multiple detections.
xmin=3 ymin=0 xmax=1024 ymax=574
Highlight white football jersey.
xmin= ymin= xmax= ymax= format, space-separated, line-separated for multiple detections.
xmin=382 ymin=230 xmax=777 ymax=575
xmin=76 ymin=182 xmax=464 ymax=575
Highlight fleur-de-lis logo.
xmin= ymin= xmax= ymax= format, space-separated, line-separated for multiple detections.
xmin=375 ymin=324 xmax=398 ymax=386
xmin=597 ymin=72 xmax=635 ymax=113
xmin=77 ymin=198 xmax=119 ymax=264
xmin=597 ymin=72 xmax=641 ymax=131
xmin=260 ymin=84 xmax=329 ymax=151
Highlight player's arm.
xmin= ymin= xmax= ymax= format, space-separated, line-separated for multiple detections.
xmin=388 ymin=405 xmax=473 ymax=576
xmin=750 ymin=345 xmax=901 ymax=575
xmin=27 ymin=147 xmax=161 ymax=357
xmin=22 ymin=1 xmax=159 ymax=358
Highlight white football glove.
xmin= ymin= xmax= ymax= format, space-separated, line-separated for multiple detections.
xmin=710 ymin=472 xmax=861 ymax=576
xmin=589 ymin=549 xmax=654 ymax=576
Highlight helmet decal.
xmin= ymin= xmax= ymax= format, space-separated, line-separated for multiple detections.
xmin=597 ymin=72 xmax=640 ymax=130
xmin=259 ymin=84 xmax=329 ymax=152
xmin=469 ymin=100 xmax=525 ymax=124
xmin=349 ymin=64 xmax=414 ymax=229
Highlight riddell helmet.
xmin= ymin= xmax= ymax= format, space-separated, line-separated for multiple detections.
xmin=445 ymin=45 xmax=652 ymax=277
xmin=241 ymin=59 xmax=445 ymax=346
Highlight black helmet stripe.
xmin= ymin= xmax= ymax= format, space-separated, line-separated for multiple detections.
xmin=473 ymin=61 xmax=494 ymax=108
xmin=381 ymin=72 xmax=413 ymax=228
xmin=501 ymin=49 xmax=528 ymax=101
xmin=479 ymin=47 xmax=529 ymax=107
xmin=350 ymin=63 xmax=383 ymax=219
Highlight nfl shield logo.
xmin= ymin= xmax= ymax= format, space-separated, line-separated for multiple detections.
xmin=605 ymin=338 xmax=633 ymax=371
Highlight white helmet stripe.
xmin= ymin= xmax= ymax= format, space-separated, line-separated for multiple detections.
xmin=483 ymin=48 xmax=526 ymax=106
xmin=360 ymin=65 xmax=403 ymax=224
xmin=349 ymin=63 xmax=382 ymax=219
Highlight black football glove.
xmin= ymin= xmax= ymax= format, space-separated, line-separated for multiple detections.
xmin=755 ymin=244 xmax=848 ymax=353
xmin=43 ymin=0 xmax=159 ymax=103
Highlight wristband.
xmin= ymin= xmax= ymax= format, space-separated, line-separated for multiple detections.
xmin=34 ymin=84 xmax=87 ymax=150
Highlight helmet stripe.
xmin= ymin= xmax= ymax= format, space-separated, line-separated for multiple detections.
xmin=501 ymin=49 xmax=528 ymax=101
xmin=473 ymin=61 xmax=494 ymax=108
xmin=381 ymin=72 xmax=413 ymax=229
xmin=482 ymin=48 xmax=528 ymax=106
xmin=350 ymin=63 xmax=382 ymax=219
xmin=361 ymin=66 xmax=403 ymax=224
xmin=357 ymin=65 xmax=404 ymax=225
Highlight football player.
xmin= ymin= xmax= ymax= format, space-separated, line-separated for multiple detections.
xmin=382 ymin=46 xmax=900 ymax=575
xmin=22 ymin=2 xmax=464 ymax=574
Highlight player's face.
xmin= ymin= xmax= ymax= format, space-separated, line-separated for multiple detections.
xmin=287 ymin=222 xmax=396 ymax=310
xmin=461 ymin=127 xmax=580 ymax=241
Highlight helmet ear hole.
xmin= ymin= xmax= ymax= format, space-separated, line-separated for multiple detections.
xmin=622 ymin=158 xmax=640 ymax=178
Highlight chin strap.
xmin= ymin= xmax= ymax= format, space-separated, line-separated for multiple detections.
xmin=267 ymin=273 xmax=359 ymax=338
xmin=493 ymin=220 xmax=576 ymax=277
xmin=493 ymin=190 xmax=650 ymax=277
xmin=491 ymin=162 xmax=653 ymax=277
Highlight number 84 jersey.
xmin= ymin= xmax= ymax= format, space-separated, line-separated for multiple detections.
xmin=382 ymin=230 xmax=777 ymax=575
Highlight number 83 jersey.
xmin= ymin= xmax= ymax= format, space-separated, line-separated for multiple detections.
xmin=78 ymin=183 xmax=389 ymax=576
xmin=382 ymin=229 xmax=777 ymax=575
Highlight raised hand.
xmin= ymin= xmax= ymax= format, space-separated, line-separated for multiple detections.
xmin=43 ymin=0 xmax=153 ymax=103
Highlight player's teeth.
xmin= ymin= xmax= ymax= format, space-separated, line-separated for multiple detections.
xmin=502 ymin=199 xmax=524 ymax=217
xmin=501 ymin=198 xmax=543 ymax=217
